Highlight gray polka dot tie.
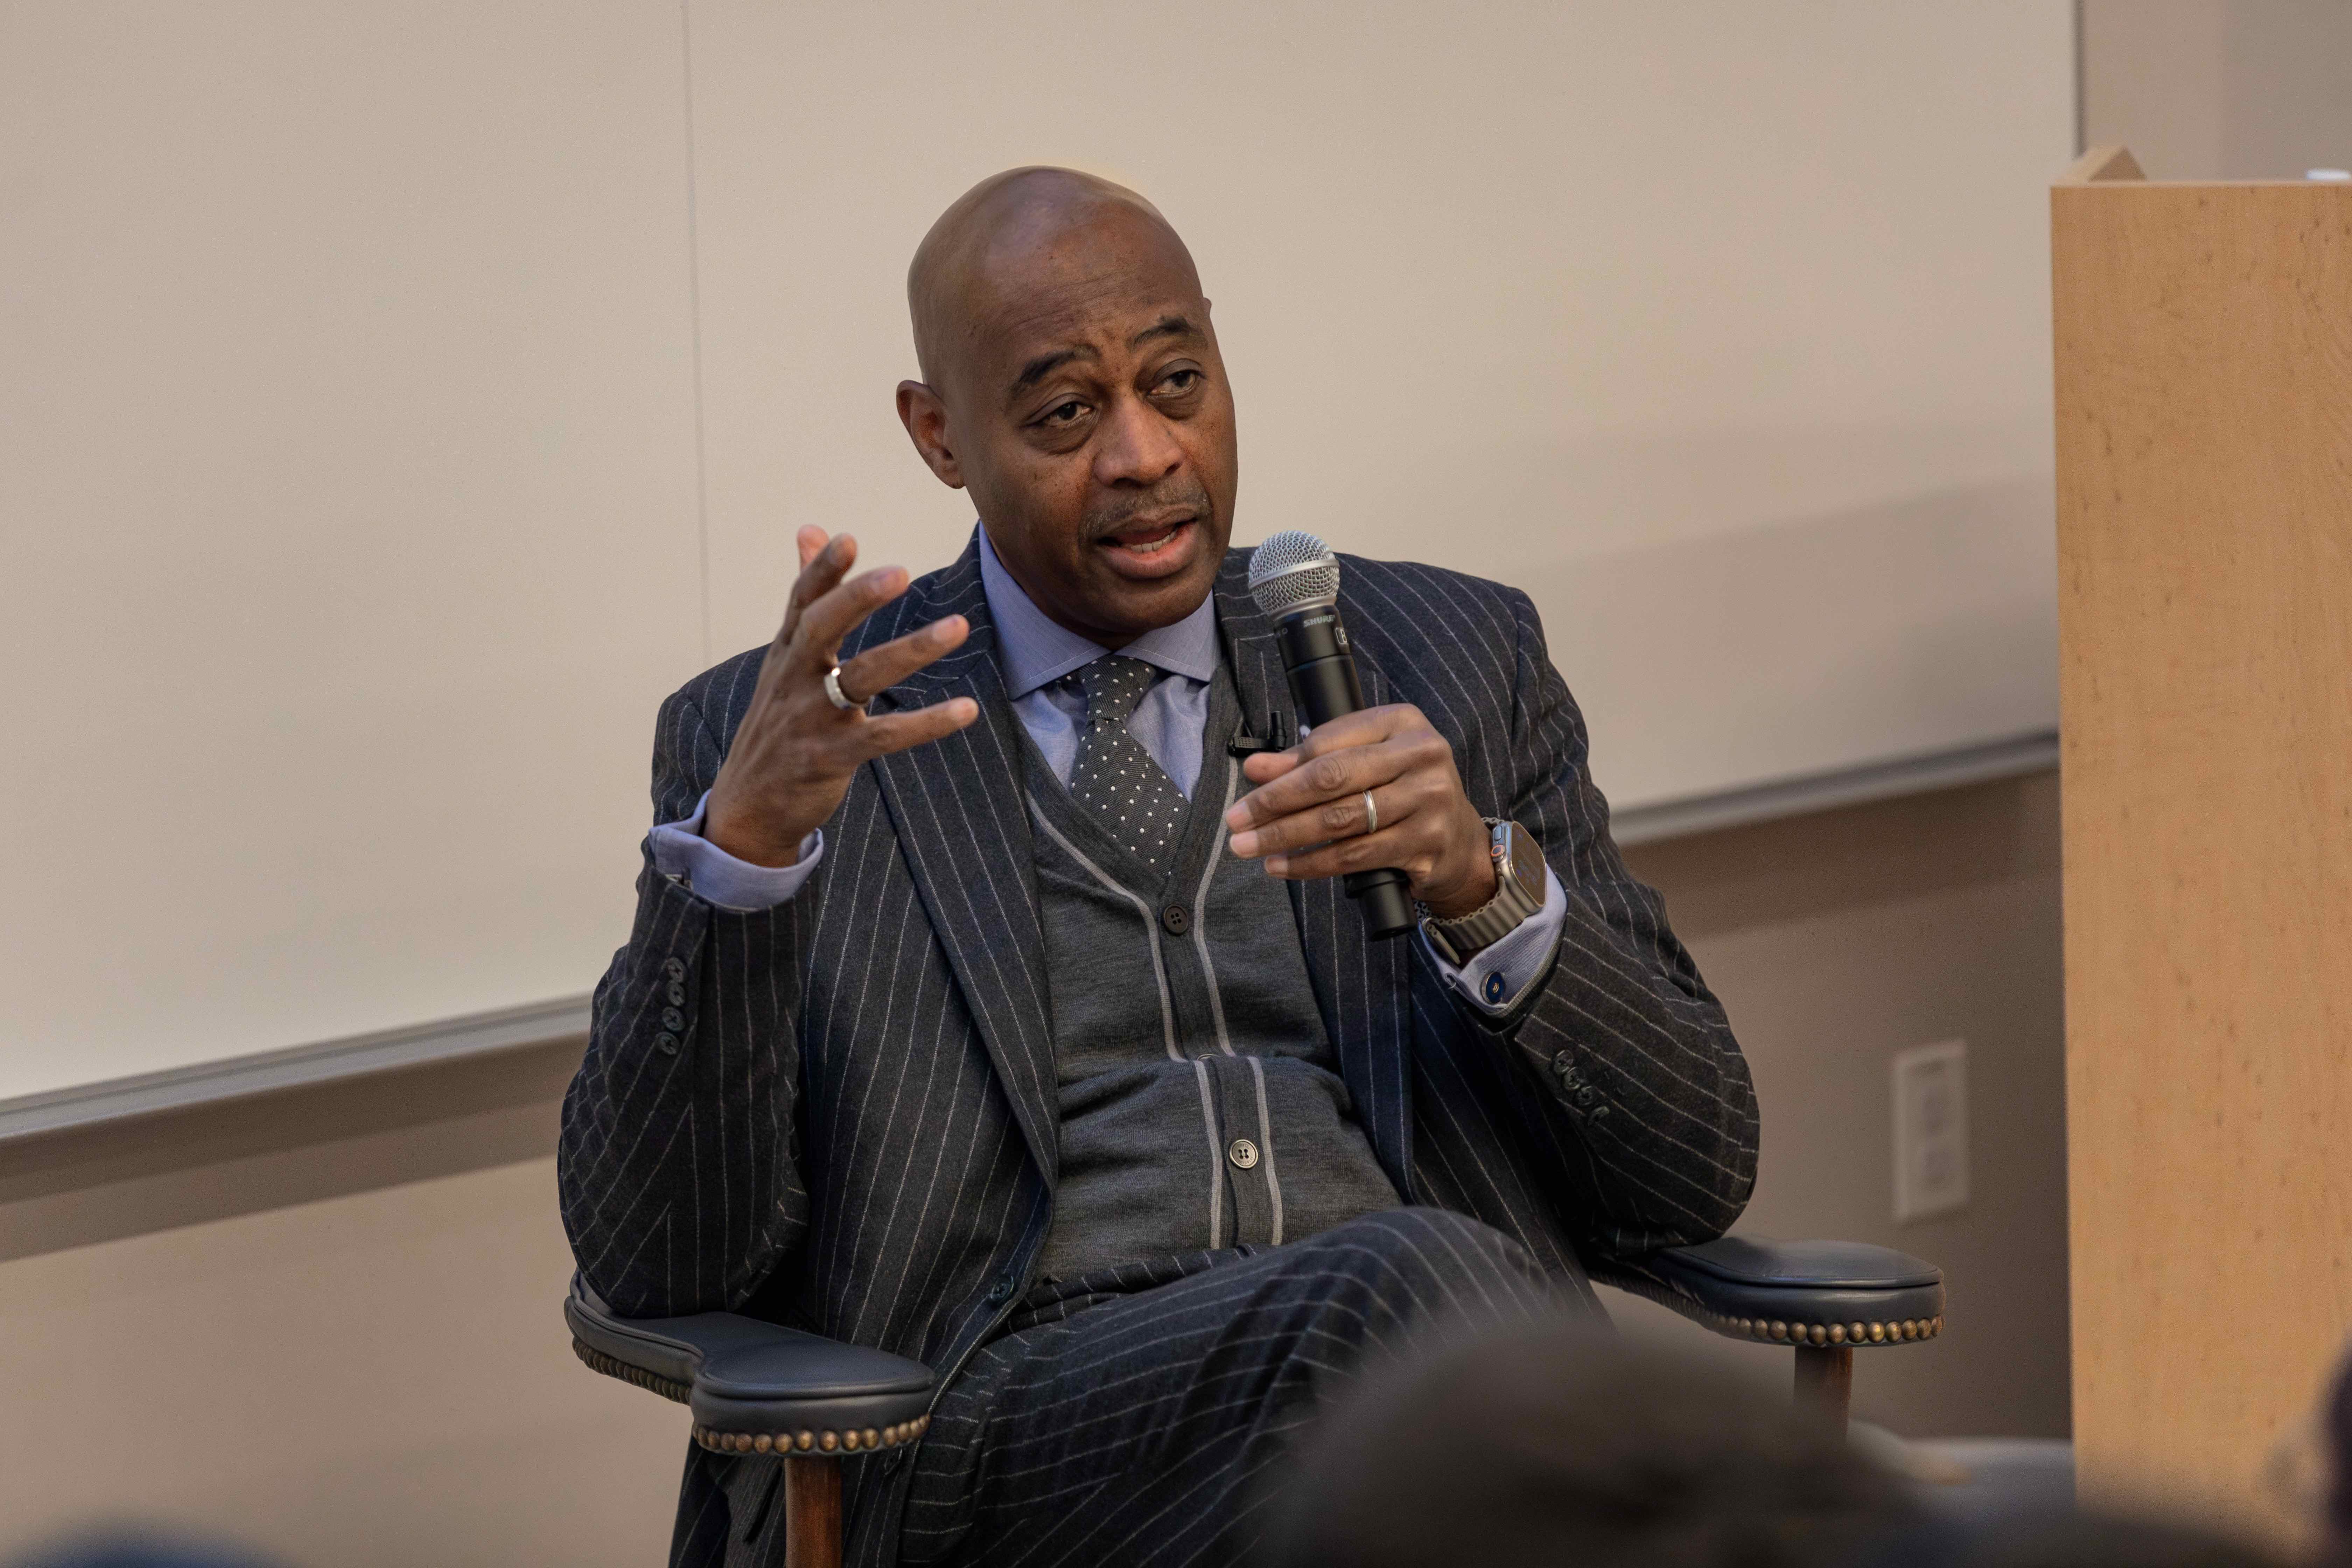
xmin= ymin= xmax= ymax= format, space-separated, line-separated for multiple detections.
xmin=1066 ymin=655 xmax=1189 ymax=874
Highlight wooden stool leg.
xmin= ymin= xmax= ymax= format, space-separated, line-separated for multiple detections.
xmin=1793 ymin=1345 xmax=1853 ymax=1435
xmin=783 ymin=1455 xmax=843 ymax=1568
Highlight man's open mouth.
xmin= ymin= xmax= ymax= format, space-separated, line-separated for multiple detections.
xmin=1099 ymin=516 xmax=1195 ymax=561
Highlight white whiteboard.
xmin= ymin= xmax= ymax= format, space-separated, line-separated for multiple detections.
xmin=0 ymin=0 xmax=2072 ymax=1105
xmin=0 ymin=2 xmax=705 ymax=1104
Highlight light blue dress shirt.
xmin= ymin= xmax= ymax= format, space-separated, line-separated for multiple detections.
xmin=651 ymin=527 xmax=1566 ymax=1013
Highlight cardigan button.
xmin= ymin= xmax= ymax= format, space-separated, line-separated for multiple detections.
xmin=1227 ymin=1138 xmax=1260 ymax=1170
xmin=1161 ymin=903 xmax=1190 ymax=936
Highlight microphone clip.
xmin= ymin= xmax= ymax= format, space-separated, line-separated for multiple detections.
xmin=1227 ymin=710 xmax=1294 ymax=758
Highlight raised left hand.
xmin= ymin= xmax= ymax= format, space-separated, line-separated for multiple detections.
xmin=1224 ymin=703 xmax=1497 ymax=919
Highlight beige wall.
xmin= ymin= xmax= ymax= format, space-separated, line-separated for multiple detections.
xmin=1611 ymin=772 xmax=2069 ymax=1442
xmin=0 ymin=771 xmax=2068 ymax=1564
xmin=0 ymin=1045 xmax=679 ymax=1566
xmin=2081 ymin=0 xmax=2352 ymax=180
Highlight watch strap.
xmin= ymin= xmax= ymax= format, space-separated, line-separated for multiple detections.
xmin=1421 ymin=819 xmax=1545 ymax=966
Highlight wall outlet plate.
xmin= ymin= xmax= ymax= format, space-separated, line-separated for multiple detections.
xmin=1893 ymin=1039 xmax=1969 ymax=1223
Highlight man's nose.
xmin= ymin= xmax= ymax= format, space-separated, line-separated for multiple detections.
xmin=1092 ymin=391 xmax=1185 ymax=488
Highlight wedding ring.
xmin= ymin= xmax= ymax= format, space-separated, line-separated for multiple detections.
xmin=822 ymin=665 xmax=858 ymax=710
xmin=1361 ymin=790 xmax=1379 ymax=835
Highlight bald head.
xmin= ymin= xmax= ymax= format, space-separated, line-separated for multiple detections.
xmin=907 ymin=167 xmax=1198 ymax=395
xmin=894 ymin=167 xmax=1237 ymax=648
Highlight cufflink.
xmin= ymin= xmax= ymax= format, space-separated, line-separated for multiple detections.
xmin=1482 ymin=971 xmax=1507 ymax=1006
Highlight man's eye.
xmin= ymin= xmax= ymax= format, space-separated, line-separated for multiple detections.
xmin=1155 ymin=369 xmax=1201 ymax=396
xmin=1040 ymin=400 xmax=1087 ymax=427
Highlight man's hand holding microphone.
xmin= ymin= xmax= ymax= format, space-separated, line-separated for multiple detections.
xmin=1222 ymin=707 xmax=1498 ymax=920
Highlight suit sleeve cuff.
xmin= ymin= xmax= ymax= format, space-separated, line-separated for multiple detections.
xmin=1425 ymin=865 xmax=1566 ymax=1013
xmin=648 ymin=791 xmax=822 ymax=912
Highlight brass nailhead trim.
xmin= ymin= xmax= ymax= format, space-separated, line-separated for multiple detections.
xmin=1721 ymin=1315 xmax=1943 ymax=1347
xmin=688 ymin=1412 xmax=932 ymax=1457
xmin=573 ymin=1341 xmax=692 ymax=1405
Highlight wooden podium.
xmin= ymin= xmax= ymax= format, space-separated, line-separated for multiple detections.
xmin=2055 ymin=146 xmax=2352 ymax=1528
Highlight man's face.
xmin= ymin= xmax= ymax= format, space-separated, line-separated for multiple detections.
xmin=908 ymin=206 xmax=1238 ymax=647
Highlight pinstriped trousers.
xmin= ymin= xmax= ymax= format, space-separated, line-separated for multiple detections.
xmin=893 ymin=1207 xmax=1587 ymax=1568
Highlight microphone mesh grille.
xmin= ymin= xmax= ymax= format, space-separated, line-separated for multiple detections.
xmin=1246 ymin=531 xmax=1340 ymax=617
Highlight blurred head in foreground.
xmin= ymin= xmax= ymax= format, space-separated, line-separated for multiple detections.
xmin=2325 ymin=1344 xmax=2352 ymax=1566
xmin=1261 ymin=1323 xmax=2290 ymax=1568
xmin=1260 ymin=1326 xmax=1914 ymax=1568
xmin=1901 ymin=1514 xmax=2288 ymax=1568
xmin=9 ymin=1532 xmax=286 ymax=1568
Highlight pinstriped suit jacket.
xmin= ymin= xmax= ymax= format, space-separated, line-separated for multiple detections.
xmin=558 ymin=536 xmax=1758 ymax=1557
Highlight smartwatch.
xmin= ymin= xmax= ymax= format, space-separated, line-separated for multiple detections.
xmin=1420 ymin=818 xmax=1547 ymax=966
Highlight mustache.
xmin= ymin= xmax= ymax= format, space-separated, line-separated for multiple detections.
xmin=1084 ymin=477 xmax=1213 ymax=539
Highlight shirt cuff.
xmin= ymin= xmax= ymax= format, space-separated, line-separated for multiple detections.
xmin=1424 ymin=865 xmax=1567 ymax=1014
xmin=648 ymin=791 xmax=823 ymax=912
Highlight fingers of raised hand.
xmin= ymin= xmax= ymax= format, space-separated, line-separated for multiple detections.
xmin=793 ymin=565 xmax=912 ymax=666
xmin=850 ymin=699 xmax=980 ymax=760
xmin=775 ymin=532 xmax=855 ymax=650
xmin=834 ymin=616 xmax=968 ymax=704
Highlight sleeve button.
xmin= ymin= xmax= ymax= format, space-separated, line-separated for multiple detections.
xmin=662 ymin=1008 xmax=685 ymax=1031
xmin=666 ymin=982 xmax=686 ymax=1007
xmin=654 ymin=1032 xmax=680 ymax=1056
xmin=662 ymin=957 xmax=687 ymax=981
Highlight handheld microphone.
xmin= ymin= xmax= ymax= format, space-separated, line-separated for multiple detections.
xmin=1246 ymin=531 xmax=1416 ymax=940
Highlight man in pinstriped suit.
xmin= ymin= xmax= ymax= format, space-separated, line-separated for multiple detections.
xmin=559 ymin=168 xmax=1758 ymax=1567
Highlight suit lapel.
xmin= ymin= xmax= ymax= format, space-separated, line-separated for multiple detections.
xmin=1215 ymin=556 xmax=1416 ymax=1190
xmin=866 ymin=542 xmax=1059 ymax=1188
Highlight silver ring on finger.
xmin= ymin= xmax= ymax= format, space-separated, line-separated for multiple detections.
xmin=1360 ymin=789 xmax=1379 ymax=836
xmin=822 ymin=665 xmax=858 ymax=711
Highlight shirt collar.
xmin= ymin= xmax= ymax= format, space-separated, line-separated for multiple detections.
xmin=978 ymin=524 xmax=1221 ymax=700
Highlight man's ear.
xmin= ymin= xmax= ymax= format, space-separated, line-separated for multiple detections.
xmin=897 ymin=380 xmax=966 ymax=490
